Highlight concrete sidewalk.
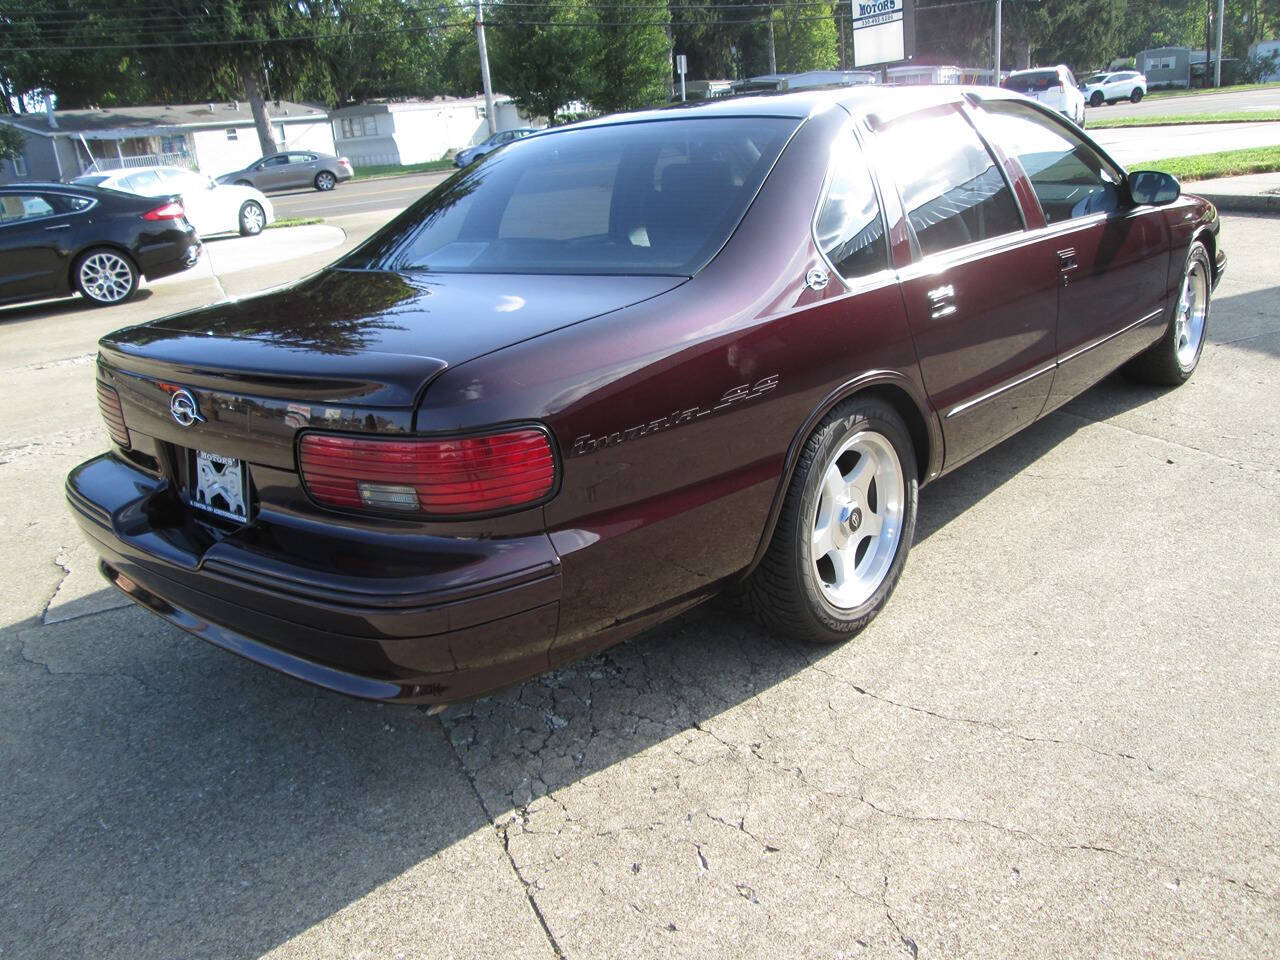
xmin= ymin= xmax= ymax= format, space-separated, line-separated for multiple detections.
xmin=1184 ymin=171 xmax=1280 ymax=212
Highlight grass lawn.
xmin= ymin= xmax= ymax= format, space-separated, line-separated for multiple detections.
xmin=266 ymin=216 xmax=323 ymax=229
xmin=351 ymin=160 xmax=454 ymax=180
xmin=1089 ymin=110 xmax=1280 ymax=129
xmin=1135 ymin=145 xmax=1280 ymax=182
xmin=1146 ymin=82 xmax=1280 ymax=100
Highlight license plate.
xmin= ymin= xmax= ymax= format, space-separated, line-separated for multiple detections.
xmin=189 ymin=450 xmax=250 ymax=523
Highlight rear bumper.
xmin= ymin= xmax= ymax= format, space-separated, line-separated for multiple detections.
xmin=66 ymin=452 xmax=561 ymax=704
xmin=140 ymin=238 xmax=202 ymax=281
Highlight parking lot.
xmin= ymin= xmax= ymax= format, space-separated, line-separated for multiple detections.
xmin=1 ymin=210 xmax=1277 ymax=959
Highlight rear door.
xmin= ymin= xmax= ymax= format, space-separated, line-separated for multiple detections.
xmin=288 ymin=153 xmax=319 ymax=188
xmin=870 ymin=103 xmax=1061 ymax=469
xmin=974 ymin=99 xmax=1170 ymax=408
xmin=0 ymin=192 xmax=76 ymax=302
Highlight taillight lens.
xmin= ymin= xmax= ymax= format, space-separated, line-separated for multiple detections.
xmin=96 ymin=381 xmax=130 ymax=448
xmin=143 ymin=201 xmax=185 ymax=221
xmin=299 ymin=428 xmax=556 ymax=516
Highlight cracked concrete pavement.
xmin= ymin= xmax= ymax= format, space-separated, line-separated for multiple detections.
xmin=1 ymin=214 xmax=1277 ymax=958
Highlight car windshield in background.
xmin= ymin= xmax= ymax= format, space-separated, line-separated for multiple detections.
xmin=345 ymin=116 xmax=798 ymax=276
xmin=1004 ymin=71 xmax=1058 ymax=92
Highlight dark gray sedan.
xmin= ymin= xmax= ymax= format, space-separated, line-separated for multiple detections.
xmin=217 ymin=151 xmax=353 ymax=192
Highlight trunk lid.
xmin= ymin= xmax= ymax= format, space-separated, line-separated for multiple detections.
xmin=99 ymin=267 xmax=684 ymax=470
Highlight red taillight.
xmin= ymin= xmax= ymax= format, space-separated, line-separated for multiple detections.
xmin=96 ymin=381 xmax=130 ymax=448
xmin=298 ymin=428 xmax=556 ymax=516
xmin=142 ymin=201 xmax=185 ymax=221
xmin=338 ymin=157 xmax=351 ymax=166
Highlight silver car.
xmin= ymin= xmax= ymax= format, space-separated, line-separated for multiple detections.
xmin=217 ymin=151 xmax=353 ymax=192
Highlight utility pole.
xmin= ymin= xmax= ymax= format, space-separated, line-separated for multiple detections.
xmin=767 ymin=10 xmax=777 ymax=74
xmin=475 ymin=0 xmax=497 ymax=135
xmin=1214 ymin=0 xmax=1225 ymax=87
xmin=993 ymin=0 xmax=1002 ymax=85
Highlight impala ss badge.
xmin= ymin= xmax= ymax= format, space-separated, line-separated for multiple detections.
xmin=169 ymin=388 xmax=204 ymax=427
xmin=571 ymin=375 xmax=779 ymax=456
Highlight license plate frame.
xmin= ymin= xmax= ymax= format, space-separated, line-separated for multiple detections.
xmin=188 ymin=449 xmax=251 ymax=524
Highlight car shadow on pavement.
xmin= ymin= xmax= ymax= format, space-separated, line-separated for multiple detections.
xmin=0 ymin=371 xmax=1175 ymax=959
xmin=0 ymin=289 xmax=154 ymax=325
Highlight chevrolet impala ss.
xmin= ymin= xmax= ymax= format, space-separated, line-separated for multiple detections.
xmin=67 ymin=87 xmax=1225 ymax=703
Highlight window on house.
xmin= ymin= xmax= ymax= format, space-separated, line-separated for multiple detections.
xmin=226 ymin=128 xmax=239 ymax=141
xmin=8 ymin=156 xmax=27 ymax=176
xmin=339 ymin=116 xmax=377 ymax=139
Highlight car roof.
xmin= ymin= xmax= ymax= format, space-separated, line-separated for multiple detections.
xmin=555 ymin=85 xmax=1034 ymax=132
xmin=1 ymin=181 xmax=110 ymax=196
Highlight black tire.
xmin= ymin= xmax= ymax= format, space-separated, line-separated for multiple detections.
xmin=73 ymin=247 xmax=139 ymax=306
xmin=314 ymin=171 xmax=336 ymax=191
xmin=238 ymin=200 xmax=266 ymax=236
xmin=741 ymin=397 xmax=918 ymax=644
xmin=1090 ymin=91 xmax=1104 ymax=107
xmin=1124 ymin=241 xmax=1212 ymax=386
xmin=1130 ymin=88 xmax=1143 ymax=103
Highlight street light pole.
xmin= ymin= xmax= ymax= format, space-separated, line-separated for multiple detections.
xmin=475 ymin=0 xmax=497 ymax=135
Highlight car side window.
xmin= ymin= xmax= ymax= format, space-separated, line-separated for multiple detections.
xmin=0 ymin=194 xmax=55 ymax=223
xmin=873 ymin=107 xmax=1023 ymax=257
xmin=263 ymin=156 xmax=289 ymax=168
xmin=814 ymin=134 xmax=888 ymax=280
xmin=978 ymin=99 xmax=1123 ymax=224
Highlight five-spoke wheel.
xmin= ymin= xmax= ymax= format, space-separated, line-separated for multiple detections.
xmin=1126 ymin=240 xmax=1212 ymax=386
xmin=742 ymin=397 xmax=918 ymax=644
xmin=74 ymin=249 xmax=138 ymax=306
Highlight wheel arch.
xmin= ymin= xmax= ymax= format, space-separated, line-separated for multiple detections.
xmin=1192 ymin=225 xmax=1219 ymax=284
xmin=738 ymin=371 xmax=941 ymax=581
xmin=67 ymin=242 xmax=138 ymax=291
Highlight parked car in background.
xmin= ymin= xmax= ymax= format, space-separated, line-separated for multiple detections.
xmin=1 ymin=182 xmax=200 ymax=307
xmin=69 ymin=87 xmax=1222 ymax=705
xmin=1081 ymin=70 xmax=1148 ymax=106
xmin=73 ymin=166 xmax=274 ymax=237
xmin=217 ymin=151 xmax=353 ymax=192
xmin=1003 ymin=66 xmax=1087 ymax=126
xmin=453 ymin=128 xmax=539 ymax=167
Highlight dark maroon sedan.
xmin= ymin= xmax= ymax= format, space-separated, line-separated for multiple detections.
xmin=68 ymin=87 xmax=1224 ymax=704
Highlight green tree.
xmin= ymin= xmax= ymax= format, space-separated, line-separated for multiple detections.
xmin=489 ymin=0 xmax=594 ymax=122
xmin=0 ymin=123 xmax=24 ymax=163
xmin=587 ymin=0 xmax=671 ymax=112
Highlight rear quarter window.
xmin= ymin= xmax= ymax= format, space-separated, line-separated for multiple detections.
xmin=1003 ymin=72 xmax=1058 ymax=93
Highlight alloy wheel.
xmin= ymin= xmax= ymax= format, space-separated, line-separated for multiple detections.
xmin=316 ymin=172 xmax=335 ymax=191
xmin=78 ymin=252 xmax=134 ymax=303
xmin=241 ymin=202 xmax=265 ymax=235
xmin=1174 ymin=257 xmax=1209 ymax=370
xmin=810 ymin=430 xmax=905 ymax=610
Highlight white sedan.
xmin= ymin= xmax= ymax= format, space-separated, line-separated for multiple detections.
xmin=1081 ymin=70 xmax=1148 ymax=107
xmin=72 ymin=166 xmax=274 ymax=237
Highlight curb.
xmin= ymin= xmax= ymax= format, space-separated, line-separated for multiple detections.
xmin=1193 ymin=192 xmax=1280 ymax=213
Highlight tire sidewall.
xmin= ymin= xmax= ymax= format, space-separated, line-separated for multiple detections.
xmin=74 ymin=248 xmax=138 ymax=305
xmin=792 ymin=403 xmax=918 ymax=637
xmin=1174 ymin=241 xmax=1212 ymax=376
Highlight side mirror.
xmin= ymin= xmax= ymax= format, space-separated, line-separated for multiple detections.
xmin=1127 ymin=170 xmax=1180 ymax=206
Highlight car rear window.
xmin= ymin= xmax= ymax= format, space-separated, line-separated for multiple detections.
xmin=344 ymin=116 xmax=798 ymax=276
xmin=1003 ymin=71 xmax=1060 ymax=93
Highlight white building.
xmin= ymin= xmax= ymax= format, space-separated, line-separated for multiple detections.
xmin=0 ymin=101 xmax=334 ymax=183
xmin=330 ymin=96 xmax=542 ymax=167
xmin=1250 ymin=40 xmax=1280 ymax=82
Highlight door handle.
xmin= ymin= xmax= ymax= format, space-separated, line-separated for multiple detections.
xmin=1057 ymin=247 xmax=1078 ymax=272
xmin=927 ymin=283 xmax=957 ymax=319
xmin=44 ymin=223 xmax=71 ymax=231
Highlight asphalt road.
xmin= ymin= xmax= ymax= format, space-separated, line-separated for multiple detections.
xmin=268 ymin=170 xmax=451 ymax=220
xmin=1 ymin=209 xmax=1277 ymax=958
xmin=1092 ymin=84 xmax=1280 ymax=119
xmin=1093 ymin=121 xmax=1280 ymax=164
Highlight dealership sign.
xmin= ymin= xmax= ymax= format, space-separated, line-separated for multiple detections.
xmin=851 ymin=0 xmax=915 ymax=68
